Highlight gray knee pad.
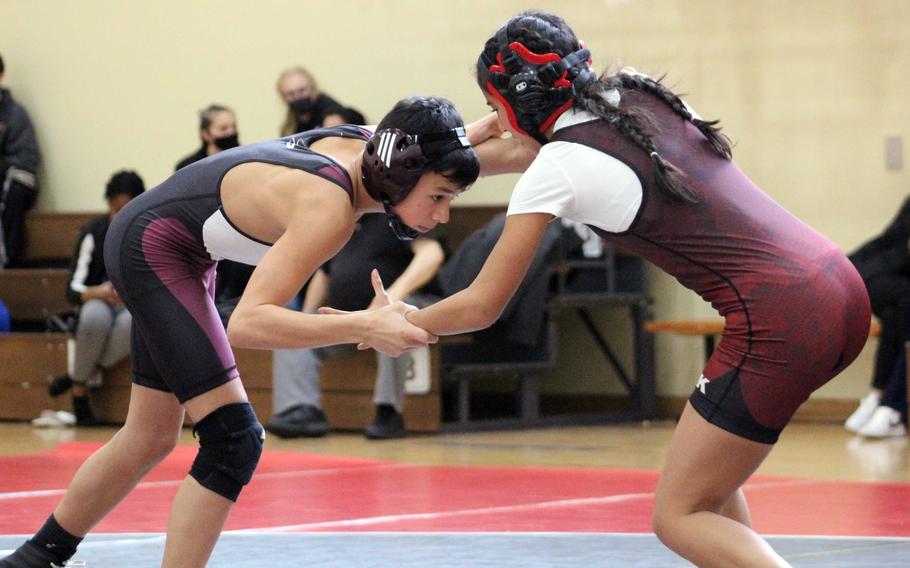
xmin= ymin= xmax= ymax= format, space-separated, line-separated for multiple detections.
xmin=189 ymin=402 xmax=265 ymax=502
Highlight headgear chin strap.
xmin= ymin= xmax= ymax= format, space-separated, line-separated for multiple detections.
xmin=482 ymin=26 xmax=596 ymax=145
xmin=361 ymin=126 xmax=470 ymax=240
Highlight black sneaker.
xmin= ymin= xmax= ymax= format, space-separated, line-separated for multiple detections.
xmin=47 ymin=376 xmax=73 ymax=398
xmin=0 ymin=540 xmax=69 ymax=567
xmin=71 ymin=396 xmax=101 ymax=427
xmin=364 ymin=404 xmax=406 ymax=440
xmin=266 ymin=404 xmax=330 ymax=438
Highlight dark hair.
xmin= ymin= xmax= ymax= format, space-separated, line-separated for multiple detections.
xmin=105 ymin=170 xmax=145 ymax=201
xmin=339 ymin=106 xmax=366 ymax=126
xmin=477 ymin=11 xmax=732 ymax=204
xmin=198 ymin=104 xmax=233 ymax=131
xmin=376 ymin=96 xmax=479 ymax=189
xmin=0 ymin=53 xmax=4 ymax=75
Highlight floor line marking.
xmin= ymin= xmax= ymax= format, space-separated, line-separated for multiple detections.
xmin=230 ymin=492 xmax=657 ymax=533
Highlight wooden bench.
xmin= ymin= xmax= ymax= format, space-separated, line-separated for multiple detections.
xmin=0 ymin=268 xmax=72 ymax=324
xmin=0 ymin=337 xmax=444 ymax=431
xmin=20 ymin=212 xmax=99 ymax=267
xmin=645 ymin=318 xmax=882 ymax=357
xmin=0 ymin=332 xmax=69 ymax=420
xmin=645 ymin=318 xmax=908 ymax=417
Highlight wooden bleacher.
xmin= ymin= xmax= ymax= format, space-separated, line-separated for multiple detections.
xmin=0 ymin=268 xmax=71 ymax=324
xmin=0 ymin=332 xmax=69 ymax=420
xmin=20 ymin=212 xmax=98 ymax=267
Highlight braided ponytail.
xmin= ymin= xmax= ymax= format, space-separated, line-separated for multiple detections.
xmin=577 ymin=79 xmax=700 ymax=203
xmin=616 ymin=73 xmax=732 ymax=159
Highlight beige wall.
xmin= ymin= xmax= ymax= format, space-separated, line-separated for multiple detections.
xmin=2 ymin=0 xmax=907 ymax=400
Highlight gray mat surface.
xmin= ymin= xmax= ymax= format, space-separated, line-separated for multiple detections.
xmin=2 ymin=533 xmax=909 ymax=567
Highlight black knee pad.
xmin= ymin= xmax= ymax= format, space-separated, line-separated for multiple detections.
xmin=189 ymin=402 xmax=265 ymax=502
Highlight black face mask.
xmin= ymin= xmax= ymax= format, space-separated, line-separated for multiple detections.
xmin=289 ymin=97 xmax=314 ymax=115
xmin=213 ymin=133 xmax=239 ymax=150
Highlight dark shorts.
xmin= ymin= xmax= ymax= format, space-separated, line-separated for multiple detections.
xmin=689 ymin=253 xmax=872 ymax=444
xmin=105 ymin=210 xmax=239 ymax=403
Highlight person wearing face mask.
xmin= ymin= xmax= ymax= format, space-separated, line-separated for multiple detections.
xmin=277 ymin=66 xmax=366 ymax=136
xmin=175 ymin=104 xmax=240 ymax=171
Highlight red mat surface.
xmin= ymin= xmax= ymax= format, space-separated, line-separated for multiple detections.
xmin=1 ymin=443 xmax=907 ymax=537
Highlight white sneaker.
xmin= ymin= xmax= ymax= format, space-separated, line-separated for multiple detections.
xmin=857 ymin=406 xmax=908 ymax=438
xmin=845 ymin=392 xmax=881 ymax=432
xmin=30 ymin=409 xmax=77 ymax=428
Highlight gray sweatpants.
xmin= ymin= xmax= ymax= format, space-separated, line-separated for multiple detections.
xmin=71 ymin=299 xmax=132 ymax=384
xmin=272 ymin=294 xmax=436 ymax=415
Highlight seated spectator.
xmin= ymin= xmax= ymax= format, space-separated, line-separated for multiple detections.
xmin=276 ymin=66 xmax=366 ymax=135
xmin=48 ymin=171 xmax=146 ymax=425
xmin=846 ymin=195 xmax=910 ymax=435
xmin=267 ymin=213 xmax=444 ymax=439
xmin=0 ymin=52 xmax=41 ymax=268
xmin=174 ymin=103 xmax=239 ymax=171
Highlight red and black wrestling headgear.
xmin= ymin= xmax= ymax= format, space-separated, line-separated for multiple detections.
xmin=480 ymin=24 xmax=596 ymax=145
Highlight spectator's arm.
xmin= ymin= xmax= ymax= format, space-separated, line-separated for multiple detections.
xmin=301 ymin=268 xmax=330 ymax=314
xmin=4 ymin=106 xmax=41 ymax=173
xmin=321 ymin=113 xmax=347 ymax=127
xmin=66 ymin=232 xmax=94 ymax=305
xmin=380 ymin=237 xmax=445 ymax=306
xmin=66 ymin=231 xmax=115 ymax=305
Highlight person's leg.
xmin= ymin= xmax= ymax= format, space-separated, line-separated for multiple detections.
xmin=53 ymin=384 xmax=185 ymax=534
xmin=267 ymin=347 xmax=329 ymax=438
xmin=372 ymin=350 xmax=407 ymax=412
xmin=652 ymin=403 xmax=790 ymax=568
xmin=71 ymin=300 xmax=115 ymax=383
xmin=872 ymin=306 xmax=902 ymax=391
xmin=364 ymin=351 xmax=408 ymax=439
xmin=161 ymin=379 xmax=260 ymax=568
xmin=63 ymin=300 xmax=117 ymax=423
xmin=272 ymin=348 xmax=323 ymax=414
xmin=0 ymin=179 xmax=35 ymax=267
xmin=858 ymin=350 xmax=908 ymax=438
xmin=97 ymin=307 xmax=133 ymax=370
xmin=844 ymin=275 xmax=910 ymax=430
xmin=865 ymin=275 xmax=910 ymax=391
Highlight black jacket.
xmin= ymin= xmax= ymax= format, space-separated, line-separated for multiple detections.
xmin=0 ymin=88 xmax=41 ymax=181
xmin=438 ymin=213 xmax=567 ymax=346
xmin=849 ymin=196 xmax=910 ymax=281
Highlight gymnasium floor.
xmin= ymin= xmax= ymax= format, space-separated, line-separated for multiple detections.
xmin=0 ymin=420 xmax=908 ymax=566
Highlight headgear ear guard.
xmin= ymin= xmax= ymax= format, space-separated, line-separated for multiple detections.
xmin=361 ymin=126 xmax=470 ymax=240
xmin=482 ymin=26 xmax=596 ymax=145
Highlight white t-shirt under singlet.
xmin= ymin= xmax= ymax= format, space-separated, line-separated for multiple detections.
xmin=506 ymin=109 xmax=642 ymax=234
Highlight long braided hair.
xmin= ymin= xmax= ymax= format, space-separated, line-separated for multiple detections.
xmin=477 ymin=11 xmax=732 ymax=204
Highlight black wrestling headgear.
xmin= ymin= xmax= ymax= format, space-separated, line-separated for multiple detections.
xmin=361 ymin=126 xmax=470 ymax=240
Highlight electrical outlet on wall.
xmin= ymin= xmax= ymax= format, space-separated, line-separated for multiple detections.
xmin=885 ymin=135 xmax=903 ymax=171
